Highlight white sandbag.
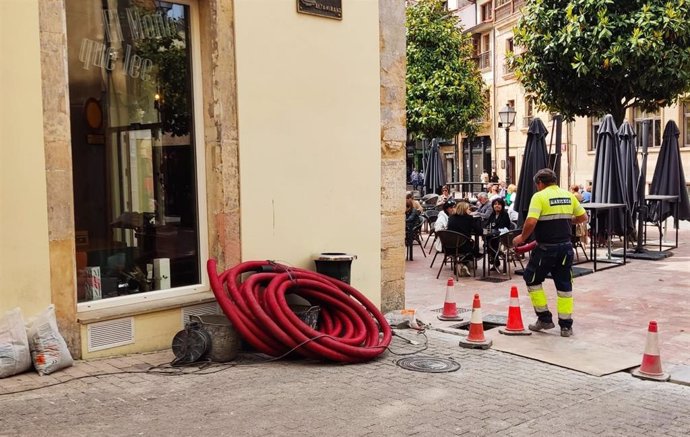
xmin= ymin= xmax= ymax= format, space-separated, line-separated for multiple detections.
xmin=26 ymin=305 xmax=74 ymax=375
xmin=0 ymin=308 xmax=32 ymax=378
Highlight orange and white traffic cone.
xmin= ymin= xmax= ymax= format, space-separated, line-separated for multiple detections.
xmin=458 ymin=294 xmax=492 ymax=349
xmin=631 ymin=321 xmax=670 ymax=381
xmin=499 ymin=286 xmax=532 ymax=336
xmin=438 ymin=278 xmax=463 ymax=321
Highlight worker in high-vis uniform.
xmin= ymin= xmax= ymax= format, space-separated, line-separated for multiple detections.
xmin=512 ymin=168 xmax=588 ymax=337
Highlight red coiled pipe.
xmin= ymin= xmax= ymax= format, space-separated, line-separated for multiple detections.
xmin=207 ymin=259 xmax=391 ymax=363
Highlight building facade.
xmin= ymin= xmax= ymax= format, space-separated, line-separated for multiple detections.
xmin=1 ymin=0 xmax=407 ymax=359
xmin=453 ymin=0 xmax=690 ymax=193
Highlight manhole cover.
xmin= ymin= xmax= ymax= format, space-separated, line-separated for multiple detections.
xmin=396 ymin=356 xmax=461 ymax=373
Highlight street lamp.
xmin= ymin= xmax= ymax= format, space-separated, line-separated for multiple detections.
xmin=498 ymin=103 xmax=517 ymax=185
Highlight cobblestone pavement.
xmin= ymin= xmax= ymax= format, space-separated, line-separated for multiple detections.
xmin=2 ymin=330 xmax=690 ymax=436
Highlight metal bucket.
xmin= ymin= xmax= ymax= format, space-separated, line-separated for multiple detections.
xmin=189 ymin=314 xmax=240 ymax=362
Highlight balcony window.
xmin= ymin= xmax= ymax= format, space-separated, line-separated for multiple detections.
xmin=634 ymin=107 xmax=662 ymax=148
xmin=480 ymin=1 xmax=492 ymax=22
xmin=523 ymin=98 xmax=534 ymax=128
xmin=476 ymin=52 xmax=491 ymax=70
xmin=589 ymin=117 xmax=602 ymax=151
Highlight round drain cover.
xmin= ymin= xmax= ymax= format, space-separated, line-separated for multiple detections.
xmin=396 ymin=356 xmax=461 ymax=373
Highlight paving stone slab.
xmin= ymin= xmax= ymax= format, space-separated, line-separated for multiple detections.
xmin=486 ymin=329 xmax=641 ymax=376
xmin=668 ymin=364 xmax=690 ymax=386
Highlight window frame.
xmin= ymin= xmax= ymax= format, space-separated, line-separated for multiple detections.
xmin=633 ymin=106 xmax=662 ymax=149
xmin=522 ymin=97 xmax=533 ymax=128
xmin=480 ymin=1 xmax=493 ymax=22
xmin=589 ymin=117 xmax=602 ymax=151
xmin=679 ymin=100 xmax=690 ymax=148
xmin=75 ymin=0 xmax=209 ymax=314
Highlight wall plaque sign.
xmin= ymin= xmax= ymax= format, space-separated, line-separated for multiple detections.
xmin=297 ymin=0 xmax=342 ymax=20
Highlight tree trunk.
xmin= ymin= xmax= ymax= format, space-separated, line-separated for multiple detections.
xmin=611 ymin=101 xmax=627 ymax=127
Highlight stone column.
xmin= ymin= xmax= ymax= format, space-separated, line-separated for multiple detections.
xmin=39 ymin=0 xmax=80 ymax=356
xmin=199 ymin=0 xmax=242 ymax=270
xmin=379 ymin=0 xmax=407 ymax=313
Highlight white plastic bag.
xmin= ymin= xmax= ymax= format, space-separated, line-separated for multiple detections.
xmin=26 ymin=305 xmax=73 ymax=375
xmin=384 ymin=309 xmax=422 ymax=329
xmin=0 ymin=308 xmax=32 ymax=378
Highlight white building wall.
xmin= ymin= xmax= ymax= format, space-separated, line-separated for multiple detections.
xmin=234 ymin=0 xmax=383 ymax=305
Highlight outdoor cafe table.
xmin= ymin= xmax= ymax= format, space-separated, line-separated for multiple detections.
xmin=580 ymin=202 xmax=628 ymax=272
xmin=644 ymin=194 xmax=679 ymax=252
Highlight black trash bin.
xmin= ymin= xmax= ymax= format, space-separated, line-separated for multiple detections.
xmin=313 ymin=253 xmax=357 ymax=284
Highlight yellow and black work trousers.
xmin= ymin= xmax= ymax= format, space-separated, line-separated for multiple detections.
xmin=522 ymin=242 xmax=574 ymax=329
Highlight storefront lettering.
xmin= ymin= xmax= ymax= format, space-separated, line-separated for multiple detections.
xmin=78 ymin=7 xmax=178 ymax=81
xmin=102 ymin=8 xmax=178 ymax=43
xmin=79 ymin=38 xmax=153 ymax=81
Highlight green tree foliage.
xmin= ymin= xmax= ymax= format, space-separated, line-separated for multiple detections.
xmin=514 ymin=0 xmax=690 ymax=125
xmin=137 ymin=15 xmax=190 ymax=137
xmin=406 ymin=0 xmax=486 ymax=139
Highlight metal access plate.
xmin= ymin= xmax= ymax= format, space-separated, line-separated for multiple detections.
xmin=482 ymin=314 xmax=507 ymax=325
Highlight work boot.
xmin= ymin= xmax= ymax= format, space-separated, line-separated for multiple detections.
xmin=528 ymin=320 xmax=556 ymax=332
xmin=561 ymin=327 xmax=573 ymax=337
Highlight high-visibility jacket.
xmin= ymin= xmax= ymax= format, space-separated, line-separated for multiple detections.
xmin=527 ymin=185 xmax=586 ymax=244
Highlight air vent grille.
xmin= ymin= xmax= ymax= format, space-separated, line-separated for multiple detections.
xmin=87 ymin=318 xmax=135 ymax=352
xmin=181 ymin=302 xmax=221 ymax=326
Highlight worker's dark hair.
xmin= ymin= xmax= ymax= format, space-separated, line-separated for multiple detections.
xmin=533 ymin=168 xmax=558 ymax=185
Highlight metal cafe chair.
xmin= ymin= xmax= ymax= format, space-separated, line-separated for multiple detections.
xmin=406 ymin=217 xmax=427 ymax=261
xmin=491 ymin=229 xmax=525 ymax=279
xmin=435 ymin=230 xmax=476 ymax=281
xmin=423 ymin=209 xmax=440 ymax=250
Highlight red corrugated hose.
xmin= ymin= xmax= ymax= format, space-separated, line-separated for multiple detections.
xmin=207 ymin=259 xmax=392 ymax=363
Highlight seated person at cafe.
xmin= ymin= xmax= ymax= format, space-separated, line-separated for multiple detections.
xmin=474 ymin=192 xmax=493 ymax=222
xmin=448 ymin=201 xmax=482 ymax=259
xmin=570 ymin=184 xmax=584 ymax=202
xmin=582 ymin=183 xmax=592 ymax=203
xmin=505 ymin=184 xmax=517 ymax=207
xmin=488 ymin=184 xmax=502 ymax=202
xmin=406 ymin=192 xmax=423 ymax=213
xmin=506 ymin=201 xmax=519 ymax=223
xmin=433 ymin=199 xmax=457 ymax=252
xmin=405 ymin=195 xmax=422 ymax=247
xmin=486 ymin=198 xmax=513 ymax=268
xmin=436 ymin=185 xmax=452 ymax=206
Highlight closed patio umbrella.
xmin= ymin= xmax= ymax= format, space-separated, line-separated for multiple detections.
xmin=591 ymin=114 xmax=633 ymax=236
xmin=649 ymin=120 xmax=690 ymax=222
xmin=617 ymin=121 xmax=640 ymax=224
xmin=424 ymin=138 xmax=446 ymax=195
xmin=515 ymin=118 xmax=549 ymax=225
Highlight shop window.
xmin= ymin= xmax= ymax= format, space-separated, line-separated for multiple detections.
xmin=634 ymin=107 xmax=662 ymax=148
xmin=66 ymin=1 xmax=202 ymax=302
